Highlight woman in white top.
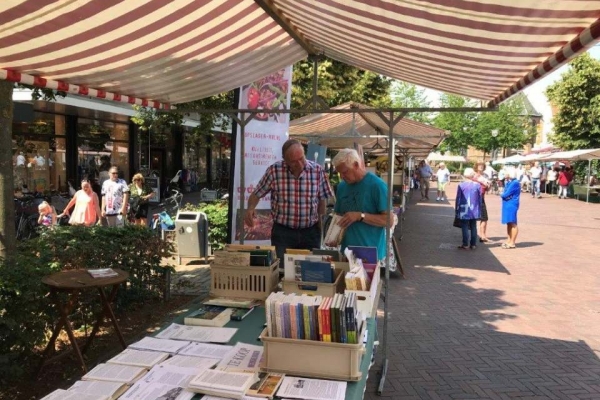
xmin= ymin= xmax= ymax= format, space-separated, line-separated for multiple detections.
xmin=436 ymin=162 xmax=451 ymax=201
xmin=546 ymin=167 xmax=558 ymax=196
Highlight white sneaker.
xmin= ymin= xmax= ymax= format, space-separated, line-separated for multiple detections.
xmin=442 ymin=197 xmax=446 ymax=201
xmin=436 ymin=197 xmax=440 ymax=201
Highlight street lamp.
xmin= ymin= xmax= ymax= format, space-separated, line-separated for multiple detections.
xmin=491 ymin=129 xmax=499 ymax=161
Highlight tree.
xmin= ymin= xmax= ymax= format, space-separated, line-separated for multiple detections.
xmin=546 ymin=52 xmax=600 ymax=150
xmin=291 ymin=57 xmax=391 ymax=115
xmin=432 ymin=94 xmax=478 ymax=154
xmin=389 ymin=81 xmax=432 ymax=123
xmin=0 ymin=80 xmax=16 ymax=258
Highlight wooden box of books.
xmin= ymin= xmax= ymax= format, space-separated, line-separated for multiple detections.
xmin=282 ymin=268 xmax=345 ymax=297
xmin=344 ymin=263 xmax=381 ymax=318
xmin=210 ymin=260 xmax=280 ymax=300
xmin=259 ymin=320 xmax=366 ymax=381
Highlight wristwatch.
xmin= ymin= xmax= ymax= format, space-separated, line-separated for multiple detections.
xmin=360 ymin=213 xmax=365 ymax=222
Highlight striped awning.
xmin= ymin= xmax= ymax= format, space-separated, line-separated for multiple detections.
xmin=1 ymin=1 xmax=600 ymax=108
xmin=289 ymin=102 xmax=446 ymax=151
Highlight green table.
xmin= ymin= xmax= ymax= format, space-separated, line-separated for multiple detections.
xmin=160 ymin=300 xmax=376 ymax=400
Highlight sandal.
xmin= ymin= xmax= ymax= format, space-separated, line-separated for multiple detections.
xmin=457 ymin=245 xmax=469 ymax=250
xmin=479 ymin=238 xmax=489 ymax=243
xmin=501 ymin=243 xmax=516 ymax=249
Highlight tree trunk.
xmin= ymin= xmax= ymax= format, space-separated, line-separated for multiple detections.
xmin=0 ymin=80 xmax=16 ymax=258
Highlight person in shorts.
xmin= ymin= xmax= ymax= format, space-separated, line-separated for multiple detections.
xmin=101 ymin=166 xmax=129 ymax=227
xmin=435 ymin=162 xmax=450 ymax=201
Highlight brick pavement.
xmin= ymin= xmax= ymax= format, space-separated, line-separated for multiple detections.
xmin=365 ymin=187 xmax=600 ymax=400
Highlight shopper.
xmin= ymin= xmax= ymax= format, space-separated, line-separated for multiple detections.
xmin=330 ymin=148 xmax=390 ymax=261
xmin=37 ymin=201 xmax=57 ymax=227
xmin=245 ymin=139 xmax=334 ymax=262
xmin=435 ymin=162 xmax=450 ymax=201
xmin=61 ymin=179 xmax=102 ymax=226
xmin=529 ymin=161 xmax=542 ymax=198
xmin=128 ymin=173 xmax=155 ymax=226
xmin=101 ymin=166 xmax=130 ymax=227
xmin=473 ymin=162 xmax=491 ymax=243
xmin=500 ymin=168 xmax=521 ymax=249
xmin=455 ymin=168 xmax=481 ymax=250
xmin=557 ymin=166 xmax=572 ymax=199
xmin=417 ymin=160 xmax=433 ymax=200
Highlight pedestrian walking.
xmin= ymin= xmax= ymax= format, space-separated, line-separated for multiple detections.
xmin=435 ymin=162 xmax=450 ymax=201
xmin=417 ymin=160 xmax=433 ymax=200
xmin=557 ymin=166 xmax=572 ymax=199
xmin=101 ymin=166 xmax=130 ymax=227
xmin=60 ymin=179 xmax=102 ymax=226
xmin=529 ymin=161 xmax=542 ymax=198
xmin=128 ymin=173 xmax=154 ymax=226
xmin=500 ymin=168 xmax=521 ymax=249
xmin=455 ymin=168 xmax=481 ymax=250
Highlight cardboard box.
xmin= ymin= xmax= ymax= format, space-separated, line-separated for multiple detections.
xmin=282 ymin=268 xmax=345 ymax=297
xmin=260 ymin=319 xmax=366 ymax=381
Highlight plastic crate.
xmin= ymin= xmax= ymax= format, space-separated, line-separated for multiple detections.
xmin=260 ymin=319 xmax=366 ymax=381
xmin=281 ymin=268 xmax=345 ymax=297
xmin=210 ymin=260 xmax=280 ymax=300
xmin=335 ymin=262 xmax=381 ymax=318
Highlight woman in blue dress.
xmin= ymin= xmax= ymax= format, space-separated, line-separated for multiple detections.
xmin=500 ymin=168 xmax=521 ymax=248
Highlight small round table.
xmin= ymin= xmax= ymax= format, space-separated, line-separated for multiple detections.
xmin=41 ymin=268 xmax=129 ymax=372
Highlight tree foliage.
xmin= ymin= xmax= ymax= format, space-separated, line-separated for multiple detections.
xmin=389 ymin=81 xmax=432 ymax=123
xmin=546 ymin=52 xmax=600 ymax=150
xmin=291 ymin=57 xmax=391 ymax=114
xmin=433 ymin=94 xmax=533 ymax=156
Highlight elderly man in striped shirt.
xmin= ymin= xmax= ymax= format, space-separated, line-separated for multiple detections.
xmin=245 ymin=139 xmax=334 ymax=263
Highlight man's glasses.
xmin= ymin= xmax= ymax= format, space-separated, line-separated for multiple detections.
xmin=110 ymin=172 xmax=118 ymax=175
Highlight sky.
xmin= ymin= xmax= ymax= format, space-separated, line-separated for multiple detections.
xmin=420 ymin=46 xmax=600 ymax=146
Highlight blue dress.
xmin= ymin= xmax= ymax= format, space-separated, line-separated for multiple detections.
xmin=501 ymin=179 xmax=520 ymax=224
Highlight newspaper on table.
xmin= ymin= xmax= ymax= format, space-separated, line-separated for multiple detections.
xmin=128 ymin=336 xmax=190 ymax=355
xmin=82 ymin=363 xmax=147 ymax=385
xmin=188 ymin=369 xmax=258 ymax=400
xmin=156 ymin=323 xmax=237 ymax=343
xmin=107 ymin=348 xmax=170 ymax=368
xmin=88 ymin=268 xmax=119 ymax=278
xmin=216 ymin=342 xmax=263 ymax=373
xmin=177 ymin=342 xmax=233 ymax=360
xmin=159 ymin=355 xmax=219 ymax=372
xmin=120 ymin=381 xmax=195 ymax=400
xmin=276 ymin=376 xmax=346 ymax=400
xmin=40 ymin=389 xmax=108 ymax=400
xmin=68 ymin=380 xmax=128 ymax=400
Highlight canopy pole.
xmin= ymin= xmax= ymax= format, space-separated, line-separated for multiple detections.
xmin=377 ymin=110 xmax=406 ymax=395
xmin=587 ymin=159 xmax=591 ymax=203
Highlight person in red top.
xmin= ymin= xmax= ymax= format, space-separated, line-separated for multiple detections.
xmin=557 ymin=166 xmax=572 ymax=199
xmin=245 ymin=139 xmax=334 ymax=262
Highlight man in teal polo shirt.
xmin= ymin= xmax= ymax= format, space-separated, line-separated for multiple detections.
xmin=331 ymin=148 xmax=390 ymax=261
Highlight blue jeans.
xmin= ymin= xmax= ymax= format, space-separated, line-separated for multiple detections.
xmin=531 ymin=178 xmax=540 ymax=196
xmin=460 ymin=219 xmax=477 ymax=247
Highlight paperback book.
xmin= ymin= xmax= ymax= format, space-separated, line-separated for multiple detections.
xmin=187 ymin=369 xmax=259 ymax=400
xmin=106 ymin=348 xmax=169 ymax=369
xmin=184 ymin=305 xmax=233 ymax=327
xmin=82 ymin=363 xmax=147 ymax=385
xmin=67 ymin=380 xmax=128 ymax=400
xmin=246 ymin=372 xmax=285 ymax=399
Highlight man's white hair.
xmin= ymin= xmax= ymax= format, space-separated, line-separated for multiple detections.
xmin=332 ymin=148 xmax=362 ymax=168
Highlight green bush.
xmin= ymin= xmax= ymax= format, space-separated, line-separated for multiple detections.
xmin=181 ymin=200 xmax=228 ymax=251
xmin=0 ymin=225 xmax=175 ymax=383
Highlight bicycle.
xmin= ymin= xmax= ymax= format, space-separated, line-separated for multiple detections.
xmin=151 ymin=190 xmax=183 ymax=240
xmin=14 ymin=195 xmax=42 ymax=240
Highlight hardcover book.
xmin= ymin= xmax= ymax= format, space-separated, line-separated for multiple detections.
xmin=323 ymin=214 xmax=345 ymax=246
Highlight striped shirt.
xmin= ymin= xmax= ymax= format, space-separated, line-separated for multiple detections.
xmin=253 ymin=160 xmax=334 ymax=229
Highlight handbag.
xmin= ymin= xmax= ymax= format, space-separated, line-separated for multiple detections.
xmin=129 ymin=197 xmax=141 ymax=214
xmin=453 ymin=216 xmax=461 ymax=228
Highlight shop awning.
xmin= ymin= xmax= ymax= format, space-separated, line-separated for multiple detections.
xmin=1 ymin=1 xmax=600 ymax=108
xmin=288 ymin=102 xmax=447 ymax=152
xmin=426 ymin=153 xmax=467 ymax=163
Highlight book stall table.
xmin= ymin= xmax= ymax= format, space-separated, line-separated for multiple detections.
xmin=40 ymin=268 xmax=129 ymax=372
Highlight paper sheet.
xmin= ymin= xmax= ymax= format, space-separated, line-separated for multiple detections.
xmin=276 ymin=377 xmax=346 ymax=400
xmin=177 ymin=342 xmax=233 ymax=360
xmin=155 ymin=323 xmax=237 ymax=343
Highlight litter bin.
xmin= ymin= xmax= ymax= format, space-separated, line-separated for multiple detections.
xmin=175 ymin=211 xmax=209 ymax=262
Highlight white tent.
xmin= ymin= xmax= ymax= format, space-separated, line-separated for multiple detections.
xmin=426 ymin=152 xmax=466 ymax=163
xmin=492 ymin=154 xmax=524 ymax=165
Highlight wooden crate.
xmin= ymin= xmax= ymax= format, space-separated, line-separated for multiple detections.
xmin=281 ymin=268 xmax=345 ymax=297
xmin=210 ymin=260 xmax=280 ymax=300
xmin=260 ymin=319 xmax=366 ymax=381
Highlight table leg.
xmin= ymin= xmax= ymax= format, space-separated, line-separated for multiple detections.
xmin=81 ymin=284 xmax=126 ymax=353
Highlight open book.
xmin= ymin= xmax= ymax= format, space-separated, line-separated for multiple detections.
xmin=82 ymin=363 xmax=147 ymax=385
xmin=41 ymin=389 xmax=109 ymax=400
xmin=68 ymin=380 xmax=128 ymax=400
xmin=324 ymin=214 xmax=345 ymax=246
xmin=187 ymin=369 xmax=258 ymax=400
xmin=107 ymin=348 xmax=169 ymax=369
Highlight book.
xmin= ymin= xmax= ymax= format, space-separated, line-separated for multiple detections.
xmin=82 ymin=363 xmax=147 ymax=384
xmin=68 ymin=380 xmax=128 ymax=400
xmin=176 ymin=342 xmax=233 ymax=360
xmin=203 ymin=297 xmax=261 ymax=309
xmin=184 ymin=305 xmax=233 ymax=327
xmin=346 ymin=246 xmax=378 ymax=264
xmin=41 ymin=389 xmax=109 ymax=400
xmin=284 ymin=254 xmax=328 ymax=281
xmin=154 ymin=323 xmax=237 ymax=344
xmin=277 ymin=376 xmax=346 ymax=400
xmin=323 ymin=214 xmax=345 ymax=246
xmin=300 ymin=260 xmax=334 ymax=290
xmin=246 ymin=372 xmax=285 ymax=399
xmin=106 ymin=348 xmax=169 ymax=369
xmin=120 ymin=382 xmax=195 ymax=400
xmin=216 ymin=342 xmax=263 ymax=372
xmin=158 ymin=355 xmax=218 ymax=372
xmin=128 ymin=336 xmax=190 ymax=355
xmin=87 ymin=268 xmax=118 ymax=278
xmin=311 ymin=248 xmax=342 ymax=261
xmin=230 ymin=307 xmax=254 ymax=321
xmin=187 ymin=369 xmax=259 ymax=399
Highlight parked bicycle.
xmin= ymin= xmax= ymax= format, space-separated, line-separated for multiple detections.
xmin=151 ymin=190 xmax=183 ymax=240
xmin=14 ymin=195 xmax=43 ymax=240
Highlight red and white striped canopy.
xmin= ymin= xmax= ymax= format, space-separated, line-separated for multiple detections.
xmin=1 ymin=1 xmax=600 ymax=108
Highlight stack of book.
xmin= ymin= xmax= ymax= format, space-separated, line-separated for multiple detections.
xmin=283 ymin=252 xmax=334 ymax=282
xmin=343 ymin=247 xmax=375 ymax=290
xmin=217 ymin=244 xmax=278 ymax=267
xmin=265 ymin=292 xmax=362 ymax=344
